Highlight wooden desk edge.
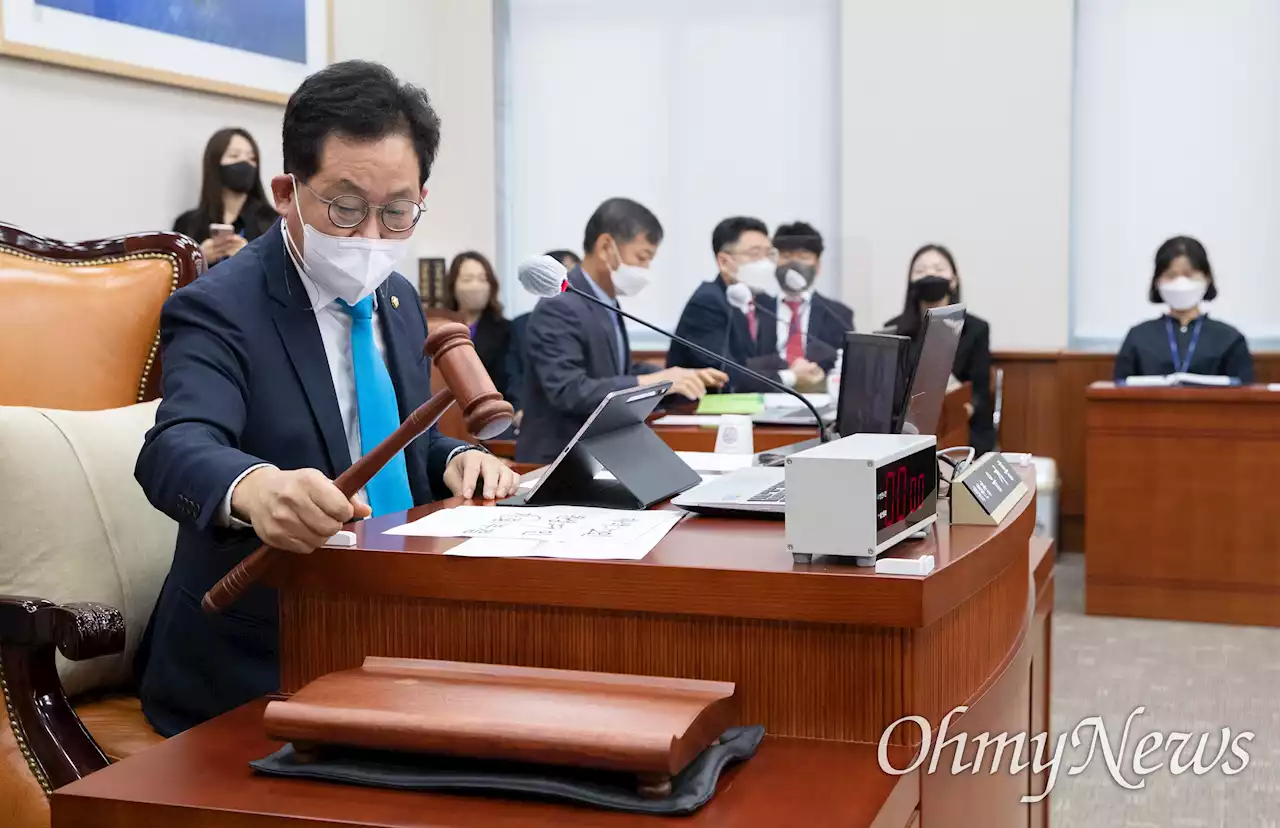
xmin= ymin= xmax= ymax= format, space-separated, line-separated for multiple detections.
xmin=273 ymin=481 xmax=1034 ymax=631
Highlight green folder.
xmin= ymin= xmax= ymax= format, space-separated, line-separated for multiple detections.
xmin=695 ymin=394 xmax=764 ymax=415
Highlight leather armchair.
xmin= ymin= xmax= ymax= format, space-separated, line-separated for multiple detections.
xmin=0 ymin=222 xmax=202 ymax=828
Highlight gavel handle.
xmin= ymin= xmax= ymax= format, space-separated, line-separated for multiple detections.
xmin=201 ymin=389 xmax=457 ymax=614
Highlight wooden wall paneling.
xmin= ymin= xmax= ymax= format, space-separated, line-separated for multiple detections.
xmin=1050 ymin=354 xmax=1113 ymax=517
xmin=990 ymin=353 xmax=1063 ymax=461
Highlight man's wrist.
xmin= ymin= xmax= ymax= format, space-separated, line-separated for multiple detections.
xmin=446 ymin=444 xmax=490 ymax=466
xmin=220 ymin=463 xmax=274 ymax=529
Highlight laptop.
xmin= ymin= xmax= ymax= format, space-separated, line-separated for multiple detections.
xmin=672 ymin=305 xmax=964 ymax=516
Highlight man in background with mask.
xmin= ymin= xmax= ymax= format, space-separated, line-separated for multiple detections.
xmin=133 ymin=61 xmax=519 ymax=736
xmin=516 ymin=197 xmax=727 ymax=464
xmin=668 ymin=216 xmax=830 ymax=392
xmin=768 ymin=222 xmax=854 ymax=382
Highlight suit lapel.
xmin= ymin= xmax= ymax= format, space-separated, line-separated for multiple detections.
xmin=756 ymin=293 xmax=779 ymax=358
xmin=263 ymin=222 xmax=351 ymax=476
xmin=569 ymin=268 xmax=624 ymax=374
xmin=375 ymin=279 xmax=419 ymax=423
xmin=805 ymin=295 xmax=824 ymax=361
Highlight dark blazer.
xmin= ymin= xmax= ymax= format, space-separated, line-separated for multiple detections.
xmin=1114 ymin=315 xmax=1254 ymax=383
xmin=884 ymin=311 xmax=994 ymax=455
xmin=133 ymin=220 xmax=466 ymax=736
xmin=471 ymin=310 xmax=512 ymax=400
xmin=755 ymin=292 xmax=855 ymax=373
xmin=667 ymin=277 xmax=854 ymax=392
xmin=504 ymin=311 xmax=531 ymax=411
xmin=516 ymin=267 xmax=642 ymax=464
xmin=172 ymin=200 xmax=276 ymax=245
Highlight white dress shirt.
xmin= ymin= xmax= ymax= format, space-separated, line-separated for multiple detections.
xmin=776 ymin=291 xmax=813 ymax=360
xmin=218 ymin=223 xmax=473 ymax=527
xmin=773 ymin=291 xmax=814 ymax=389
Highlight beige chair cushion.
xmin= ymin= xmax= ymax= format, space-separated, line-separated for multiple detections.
xmin=0 ymin=401 xmax=175 ymax=696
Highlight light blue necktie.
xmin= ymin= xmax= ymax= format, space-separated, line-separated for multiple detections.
xmin=337 ymin=296 xmax=413 ymax=516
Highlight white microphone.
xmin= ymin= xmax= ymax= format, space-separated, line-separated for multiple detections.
xmin=517 ymin=255 xmax=568 ymax=298
xmin=725 ymin=282 xmax=756 ymax=314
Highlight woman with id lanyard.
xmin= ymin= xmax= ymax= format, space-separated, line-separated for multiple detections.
xmin=1114 ymin=236 xmax=1254 ymax=383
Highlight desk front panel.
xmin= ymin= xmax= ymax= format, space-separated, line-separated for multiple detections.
xmin=1085 ymin=388 xmax=1280 ymax=625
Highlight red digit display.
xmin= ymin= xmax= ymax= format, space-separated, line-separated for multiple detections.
xmin=875 ymin=447 xmax=938 ymax=541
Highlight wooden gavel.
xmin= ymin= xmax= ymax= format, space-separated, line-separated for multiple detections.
xmin=201 ymin=322 xmax=514 ymax=614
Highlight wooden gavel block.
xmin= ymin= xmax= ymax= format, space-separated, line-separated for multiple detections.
xmin=201 ymin=322 xmax=514 ymax=614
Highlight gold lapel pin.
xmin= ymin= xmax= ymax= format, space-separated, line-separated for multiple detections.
xmin=391 ymin=295 xmax=400 ymax=309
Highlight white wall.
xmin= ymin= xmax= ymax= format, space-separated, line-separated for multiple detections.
xmin=1071 ymin=0 xmax=1280 ymax=348
xmin=0 ymin=0 xmax=494 ymax=270
xmin=840 ymin=0 xmax=1075 ymax=350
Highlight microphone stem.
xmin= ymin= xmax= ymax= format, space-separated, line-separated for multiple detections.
xmin=565 ymin=284 xmax=829 ymax=442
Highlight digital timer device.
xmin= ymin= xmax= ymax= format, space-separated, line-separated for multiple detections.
xmin=784 ymin=433 xmax=939 ymax=564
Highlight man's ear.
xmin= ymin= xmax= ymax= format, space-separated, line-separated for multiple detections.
xmin=270 ymin=174 xmax=295 ymax=217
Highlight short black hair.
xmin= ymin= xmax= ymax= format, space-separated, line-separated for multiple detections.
xmin=712 ymin=216 xmax=769 ymax=255
xmin=545 ymin=249 xmax=581 ymax=270
xmin=1150 ymin=236 xmax=1217 ymax=303
xmin=582 ymin=198 xmax=663 ymax=255
xmin=283 ymin=60 xmax=442 ymax=186
xmin=774 ymin=221 xmax=824 ymax=257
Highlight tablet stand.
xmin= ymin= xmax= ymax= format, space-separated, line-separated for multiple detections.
xmin=506 ymin=421 xmax=701 ymax=509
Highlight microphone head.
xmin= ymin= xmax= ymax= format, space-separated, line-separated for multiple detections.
xmin=517 ymin=255 xmax=568 ymax=298
xmin=783 ymin=268 xmax=809 ymax=293
xmin=725 ymin=281 xmax=755 ymax=312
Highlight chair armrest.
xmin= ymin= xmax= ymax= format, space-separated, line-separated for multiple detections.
xmin=0 ymin=595 xmax=121 ymax=793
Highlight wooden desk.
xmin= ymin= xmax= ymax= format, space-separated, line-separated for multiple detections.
xmin=480 ymin=384 xmax=972 ymax=458
xmin=53 ymin=701 xmax=920 ymax=828
xmin=1085 ymin=382 xmax=1280 ymax=625
xmin=55 ymin=472 xmax=1046 ymax=827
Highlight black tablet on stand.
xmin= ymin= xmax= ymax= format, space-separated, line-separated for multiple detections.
xmin=500 ymin=382 xmax=702 ymax=509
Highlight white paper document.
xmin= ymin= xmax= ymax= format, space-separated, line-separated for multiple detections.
xmin=1124 ymin=373 xmax=1234 ymax=387
xmin=387 ymin=505 xmax=679 ymax=541
xmin=446 ymin=532 xmax=665 ymax=561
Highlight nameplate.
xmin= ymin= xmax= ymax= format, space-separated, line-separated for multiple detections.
xmin=950 ymin=453 xmax=1027 ymax=526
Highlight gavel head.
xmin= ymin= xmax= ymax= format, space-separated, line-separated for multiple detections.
xmin=425 ymin=322 xmax=515 ymax=439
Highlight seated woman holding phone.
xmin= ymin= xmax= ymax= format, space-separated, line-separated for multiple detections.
xmin=173 ymin=127 xmax=277 ymax=266
xmin=1114 ymin=236 xmax=1254 ymax=384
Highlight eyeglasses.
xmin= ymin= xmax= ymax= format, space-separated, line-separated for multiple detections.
xmin=731 ymin=246 xmax=778 ymax=263
xmin=301 ymin=181 xmax=424 ymax=233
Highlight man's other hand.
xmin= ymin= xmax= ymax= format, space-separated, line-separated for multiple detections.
xmin=231 ymin=467 xmax=370 ymax=553
xmin=639 ymin=366 xmax=727 ymax=400
xmin=444 ymin=450 xmax=521 ymax=501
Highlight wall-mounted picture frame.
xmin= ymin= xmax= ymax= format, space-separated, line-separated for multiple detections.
xmin=418 ymin=257 xmax=448 ymax=309
xmin=0 ymin=0 xmax=332 ymax=104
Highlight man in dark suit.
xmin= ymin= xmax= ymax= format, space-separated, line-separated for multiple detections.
xmin=765 ymin=221 xmax=855 ymax=377
xmin=133 ymin=61 xmax=519 ymax=736
xmin=668 ymin=217 xmax=837 ymax=392
xmin=516 ymin=199 xmax=727 ymax=464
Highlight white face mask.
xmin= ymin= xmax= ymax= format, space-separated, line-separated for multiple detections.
xmin=735 ymin=258 xmax=778 ymax=293
xmin=1158 ymin=276 xmax=1208 ymax=312
xmin=608 ymin=242 xmax=651 ymax=297
xmin=287 ymin=176 xmax=411 ymax=306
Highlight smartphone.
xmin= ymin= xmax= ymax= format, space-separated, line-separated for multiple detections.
xmin=209 ymin=223 xmax=235 ymax=238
